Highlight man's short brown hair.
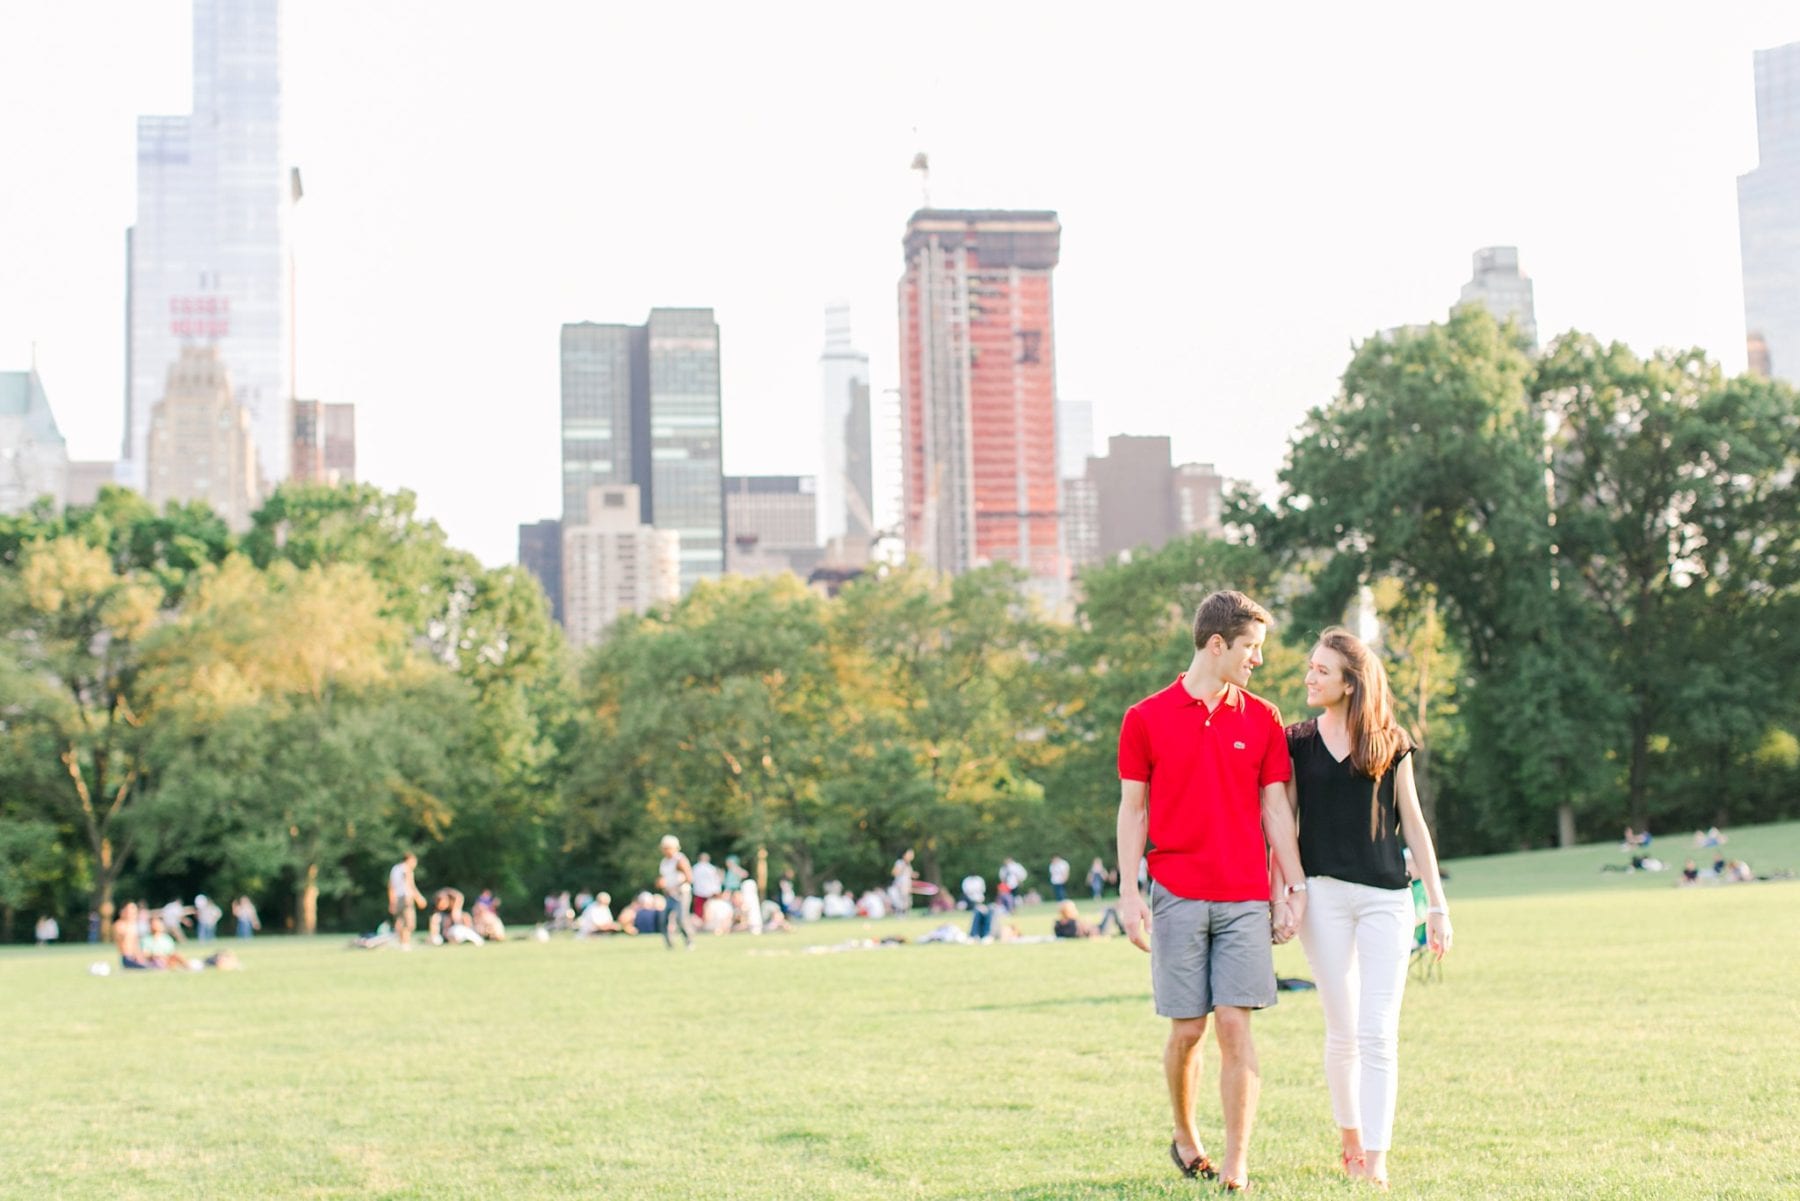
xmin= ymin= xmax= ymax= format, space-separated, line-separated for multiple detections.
xmin=1192 ymin=590 xmax=1272 ymax=651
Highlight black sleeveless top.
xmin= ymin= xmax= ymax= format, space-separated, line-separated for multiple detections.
xmin=1287 ymin=719 xmax=1412 ymax=892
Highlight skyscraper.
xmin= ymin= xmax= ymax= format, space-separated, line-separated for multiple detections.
xmin=560 ymin=322 xmax=638 ymax=525
xmin=517 ymin=519 xmax=564 ymax=624
xmin=1088 ymin=434 xmax=1176 ymax=561
xmin=1456 ymin=247 xmax=1537 ymax=350
xmin=291 ymin=399 xmax=356 ymax=485
xmin=1173 ymin=461 xmax=1226 ymax=540
xmin=643 ymin=308 xmax=725 ymax=593
xmin=561 ymin=485 xmax=680 ymax=650
xmin=558 ymin=308 xmax=723 ymax=595
xmin=1739 ymin=40 xmax=1800 ymax=384
xmin=725 ymin=475 xmax=823 ymax=578
xmin=146 ymin=346 xmax=258 ymax=530
xmin=1056 ymin=399 xmax=1095 ymax=482
xmin=819 ymin=303 xmax=874 ymax=556
xmin=898 ymin=210 xmax=1062 ymax=581
xmin=0 ymin=368 xmax=70 ymax=514
xmin=125 ymin=0 xmax=291 ymax=492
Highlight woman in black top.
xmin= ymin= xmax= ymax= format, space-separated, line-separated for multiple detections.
xmin=1276 ymin=628 xmax=1452 ymax=1192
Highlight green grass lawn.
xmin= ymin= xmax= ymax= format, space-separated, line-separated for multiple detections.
xmin=4 ymin=828 xmax=1798 ymax=1199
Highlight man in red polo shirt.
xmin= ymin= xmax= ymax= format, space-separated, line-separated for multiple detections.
xmin=1116 ymin=590 xmax=1306 ymax=1191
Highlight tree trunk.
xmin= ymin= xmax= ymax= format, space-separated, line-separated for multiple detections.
xmin=1557 ymin=803 xmax=1576 ymax=848
xmin=2 ymin=905 xmax=13 ymax=944
xmin=94 ymin=838 xmax=117 ymax=941
xmin=1627 ymin=712 xmax=1651 ymax=833
xmin=299 ymin=863 xmax=319 ymax=936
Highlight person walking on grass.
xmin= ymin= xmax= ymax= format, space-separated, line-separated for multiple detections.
xmin=1048 ymin=854 xmax=1071 ymax=902
xmin=890 ymin=848 xmax=916 ymax=916
xmin=1281 ymin=627 xmax=1452 ymax=1192
xmin=1116 ymin=589 xmax=1305 ymax=1192
xmin=657 ymin=835 xmax=694 ymax=950
xmin=388 ymin=852 xmax=426 ymax=950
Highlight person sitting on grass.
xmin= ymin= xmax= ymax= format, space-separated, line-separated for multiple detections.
xmin=577 ymin=893 xmax=622 ymax=936
xmin=114 ymin=902 xmax=153 ymax=970
xmin=431 ymin=889 xmax=486 ymax=945
xmin=143 ymin=914 xmax=192 ymax=970
xmin=470 ymin=894 xmax=506 ymax=942
xmin=633 ymin=893 xmax=665 ymax=935
xmin=1053 ymin=899 xmax=1126 ymax=939
xmin=1681 ymin=860 xmax=1700 ymax=885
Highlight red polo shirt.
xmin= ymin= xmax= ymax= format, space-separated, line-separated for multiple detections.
xmin=1118 ymin=676 xmax=1291 ymax=902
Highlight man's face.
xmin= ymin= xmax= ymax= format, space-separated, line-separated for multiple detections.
xmin=1217 ymin=623 xmax=1267 ymax=687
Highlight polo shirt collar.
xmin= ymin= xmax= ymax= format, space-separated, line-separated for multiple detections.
xmin=1169 ymin=674 xmax=1243 ymax=712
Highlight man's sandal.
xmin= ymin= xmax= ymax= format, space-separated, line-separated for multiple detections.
xmin=1168 ymin=1140 xmax=1218 ymax=1180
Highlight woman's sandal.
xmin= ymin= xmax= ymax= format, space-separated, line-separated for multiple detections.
xmin=1341 ymin=1150 xmax=1367 ymax=1178
xmin=1168 ymin=1140 xmax=1218 ymax=1180
xmin=1220 ymin=1178 xmax=1249 ymax=1192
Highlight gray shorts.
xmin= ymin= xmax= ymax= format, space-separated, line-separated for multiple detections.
xmin=1149 ymin=883 xmax=1277 ymax=1018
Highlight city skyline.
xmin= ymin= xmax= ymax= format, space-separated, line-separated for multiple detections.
xmin=3 ymin=3 xmax=1798 ymax=567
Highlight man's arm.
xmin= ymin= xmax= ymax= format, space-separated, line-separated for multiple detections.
xmin=678 ymin=854 xmax=694 ymax=887
xmin=1261 ymin=781 xmax=1305 ymax=938
xmin=1116 ymin=780 xmax=1152 ymax=952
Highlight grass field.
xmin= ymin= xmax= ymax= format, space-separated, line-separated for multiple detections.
xmin=4 ymin=823 xmax=1798 ymax=1200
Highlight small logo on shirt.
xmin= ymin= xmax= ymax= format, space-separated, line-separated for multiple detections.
xmin=1233 ymin=741 xmax=1246 ymax=750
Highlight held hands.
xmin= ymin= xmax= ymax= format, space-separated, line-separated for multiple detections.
xmin=1270 ymin=888 xmax=1305 ymax=944
xmin=1119 ymin=893 xmax=1152 ymax=953
xmin=1426 ymin=910 xmax=1453 ymax=960
xmin=1270 ymin=900 xmax=1292 ymax=944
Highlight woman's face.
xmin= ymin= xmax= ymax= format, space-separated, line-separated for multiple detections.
xmin=1304 ymin=644 xmax=1351 ymax=709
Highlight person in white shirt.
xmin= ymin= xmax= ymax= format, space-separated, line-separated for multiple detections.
xmin=1048 ymin=855 xmax=1072 ymax=902
xmin=657 ymin=836 xmax=694 ymax=950
xmin=691 ymin=853 xmax=723 ymax=911
xmin=961 ymin=874 xmax=993 ymax=939
xmin=388 ymin=853 xmax=426 ymax=949
xmin=890 ymin=849 xmax=916 ymax=916
xmin=998 ymin=858 xmax=1028 ymax=912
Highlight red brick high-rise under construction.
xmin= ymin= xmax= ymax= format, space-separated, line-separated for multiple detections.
xmin=898 ymin=209 xmax=1062 ymax=582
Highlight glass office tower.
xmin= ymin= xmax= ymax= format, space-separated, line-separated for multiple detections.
xmin=1739 ymin=41 xmax=1800 ymax=383
xmin=644 ymin=308 xmax=724 ymax=592
xmin=558 ymin=308 xmax=723 ymax=595
xmin=125 ymin=0 xmax=290 ymax=491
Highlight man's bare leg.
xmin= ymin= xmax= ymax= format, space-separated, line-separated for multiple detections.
xmin=1164 ymin=1016 xmax=1210 ymax=1164
xmin=1213 ymin=1005 xmax=1260 ymax=1185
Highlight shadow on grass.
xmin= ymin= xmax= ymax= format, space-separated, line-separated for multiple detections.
xmin=953 ymin=992 xmax=1148 ymax=1014
xmin=1003 ymin=1179 xmax=1196 ymax=1200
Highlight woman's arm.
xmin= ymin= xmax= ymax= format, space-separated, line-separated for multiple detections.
xmin=1394 ymin=754 xmax=1453 ymax=957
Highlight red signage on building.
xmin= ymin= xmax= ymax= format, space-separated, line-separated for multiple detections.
xmin=169 ymin=295 xmax=231 ymax=339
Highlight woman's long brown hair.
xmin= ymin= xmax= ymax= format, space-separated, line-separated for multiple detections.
xmin=1316 ymin=627 xmax=1409 ymax=839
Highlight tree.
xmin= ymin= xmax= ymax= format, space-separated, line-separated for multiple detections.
xmin=137 ymin=556 xmax=469 ymax=933
xmin=561 ymin=574 xmax=842 ymax=891
xmin=0 ymin=537 xmax=166 ymax=933
xmin=1535 ymin=337 xmax=1800 ymax=831
xmin=1252 ymin=307 xmax=1616 ymax=848
xmin=825 ymin=564 xmax=1062 ymax=888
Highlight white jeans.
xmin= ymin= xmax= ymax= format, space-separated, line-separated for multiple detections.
xmin=1297 ymin=874 xmax=1414 ymax=1151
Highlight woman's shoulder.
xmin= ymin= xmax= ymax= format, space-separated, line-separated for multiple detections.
xmin=1285 ymin=717 xmax=1319 ymax=745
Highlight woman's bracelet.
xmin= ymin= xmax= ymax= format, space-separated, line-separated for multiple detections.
xmin=1426 ymin=905 xmax=1449 ymax=916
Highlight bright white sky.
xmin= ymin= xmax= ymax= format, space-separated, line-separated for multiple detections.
xmin=3 ymin=2 xmax=1796 ymax=567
